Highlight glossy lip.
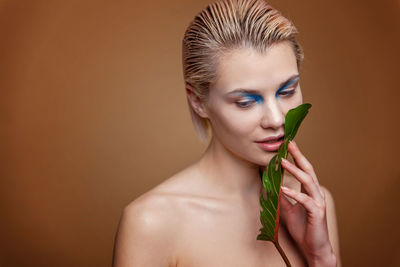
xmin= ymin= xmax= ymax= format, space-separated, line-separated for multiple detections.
xmin=255 ymin=134 xmax=285 ymax=152
xmin=255 ymin=138 xmax=284 ymax=152
xmin=256 ymin=134 xmax=284 ymax=143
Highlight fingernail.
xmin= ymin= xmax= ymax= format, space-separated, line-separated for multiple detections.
xmin=281 ymin=186 xmax=289 ymax=191
xmin=281 ymin=158 xmax=287 ymax=163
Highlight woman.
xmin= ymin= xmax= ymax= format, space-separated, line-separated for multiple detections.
xmin=113 ymin=0 xmax=340 ymax=266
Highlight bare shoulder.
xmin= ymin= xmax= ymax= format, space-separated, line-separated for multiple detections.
xmin=321 ymin=186 xmax=334 ymax=206
xmin=123 ymin=189 xmax=182 ymax=235
xmin=112 ymin=188 xmax=183 ymax=267
xmin=320 ymin=186 xmax=337 ymax=226
xmin=112 ymin=163 xmax=229 ymax=266
xmin=321 ymin=186 xmax=342 ymax=266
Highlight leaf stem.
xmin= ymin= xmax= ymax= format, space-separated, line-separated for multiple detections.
xmin=274 ymin=241 xmax=292 ymax=267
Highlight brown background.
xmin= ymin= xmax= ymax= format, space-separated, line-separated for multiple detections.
xmin=1 ymin=0 xmax=399 ymax=266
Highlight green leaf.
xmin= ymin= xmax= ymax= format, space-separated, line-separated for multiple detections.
xmin=285 ymin=103 xmax=312 ymax=141
xmin=257 ymin=103 xmax=312 ymax=265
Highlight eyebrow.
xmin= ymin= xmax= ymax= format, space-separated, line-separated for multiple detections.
xmin=227 ymin=74 xmax=300 ymax=95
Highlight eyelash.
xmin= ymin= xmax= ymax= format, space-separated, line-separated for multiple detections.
xmin=235 ymin=89 xmax=296 ymax=108
xmin=277 ymin=89 xmax=296 ymax=97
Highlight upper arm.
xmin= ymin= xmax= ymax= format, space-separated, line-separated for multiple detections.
xmin=112 ymin=195 xmax=178 ymax=267
xmin=322 ymin=186 xmax=341 ymax=267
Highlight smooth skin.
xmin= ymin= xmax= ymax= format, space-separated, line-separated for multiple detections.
xmin=280 ymin=142 xmax=338 ymax=266
xmin=112 ymin=42 xmax=341 ymax=266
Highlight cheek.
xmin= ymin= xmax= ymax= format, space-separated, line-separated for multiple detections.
xmin=282 ymin=89 xmax=303 ymax=115
xmin=211 ymin=106 xmax=261 ymax=138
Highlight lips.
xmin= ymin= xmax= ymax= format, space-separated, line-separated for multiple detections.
xmin=256 ymin=134 xmax=284 ymax=143
xmin=255 ymin=135 xmax=285 ymax=152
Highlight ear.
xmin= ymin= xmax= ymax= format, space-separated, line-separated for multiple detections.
xmin=186 ymin=83 xmax=209 ymax=118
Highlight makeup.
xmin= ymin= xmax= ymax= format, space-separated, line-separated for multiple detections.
xmin=275 ymin=75 xmax=299 ymax=98
xmin=227 ymin=74 xmax=300 ymax=100
xmin=235 ymin=93 xmax=263 ymax=108
xmin=255 ymin=136 xmax=284 ymax=151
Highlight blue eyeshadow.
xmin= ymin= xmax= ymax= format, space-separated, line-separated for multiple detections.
xmin=241 ymin=93 xmax=263 ymax=103
xmin=275 ymin=77 xmax=299 ymax=97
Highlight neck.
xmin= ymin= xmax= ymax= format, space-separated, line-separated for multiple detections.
xmin=197 ymin=135 xmax=264 ymax=202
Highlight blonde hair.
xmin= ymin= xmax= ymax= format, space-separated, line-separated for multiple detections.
xmin=182 ymin=0 xmax=303 ymax=142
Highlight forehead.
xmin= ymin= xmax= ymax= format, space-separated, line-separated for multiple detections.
xmin=211 ymin=42 xmax=299 ymax=93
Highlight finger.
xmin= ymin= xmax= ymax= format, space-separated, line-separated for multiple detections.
xmin=288 ymin=141 xmax=324 ymax=196
xmin=281 ymin=158 xmax=324 ymax=203
xmin=288 ymin=141 xmax=317 ymax=181
xmin=281 ymin=186 xmax=324 ymax=219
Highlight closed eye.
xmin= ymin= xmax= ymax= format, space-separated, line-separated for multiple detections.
xmin=277 ymin=89 xmax=296 ymax=97
xmin=235 ymin=94 xmax=263 ymax=108
xmin=276 ymin=77 xmax=299 ymax=98
xmin=236 ymin=99 xmax=257 ymax=108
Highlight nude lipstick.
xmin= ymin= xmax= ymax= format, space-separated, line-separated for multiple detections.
xmin=255 ymin=135 xmax=284 ymax=152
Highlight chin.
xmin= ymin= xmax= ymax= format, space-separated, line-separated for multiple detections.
xmin=253 ymin=151 xmax=277 ymax=167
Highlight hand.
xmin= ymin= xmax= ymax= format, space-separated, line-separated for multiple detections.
xmin=279 ymin=140 xmax=337 ymax=267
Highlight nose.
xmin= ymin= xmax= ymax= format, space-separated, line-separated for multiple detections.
xmin=260 ymin=98 xmax=285 ymax=129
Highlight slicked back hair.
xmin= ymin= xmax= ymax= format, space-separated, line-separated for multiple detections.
xmin=182 ymin=0 xmax=303 ymax=142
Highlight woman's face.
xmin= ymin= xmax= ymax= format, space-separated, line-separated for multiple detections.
xmin=204 ymin=41 xmax=303 ymax=166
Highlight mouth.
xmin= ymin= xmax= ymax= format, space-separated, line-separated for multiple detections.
xmin=256 ymin=134 xmax=285 ymax=143
xmin=255 ymin=135 xmax=284 ymax=151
